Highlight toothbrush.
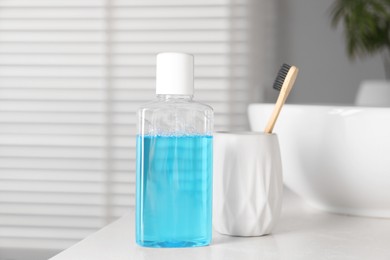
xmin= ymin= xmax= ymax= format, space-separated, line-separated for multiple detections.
xmin=264 ymin=64 xmax=299 ymax=133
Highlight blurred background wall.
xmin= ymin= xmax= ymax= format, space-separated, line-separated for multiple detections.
xmin=266 ymin=0 xmax=385 ymax=105
xmin=0 ymin=0 xmax=273 ymax=258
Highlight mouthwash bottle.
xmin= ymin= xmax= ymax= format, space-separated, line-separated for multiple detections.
xmin=136 ymin=53 xmax=213 ymax=248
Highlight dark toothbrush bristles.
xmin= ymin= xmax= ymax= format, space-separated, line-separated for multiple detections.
xmin=273 ymin=63 xmax=291 ymax=91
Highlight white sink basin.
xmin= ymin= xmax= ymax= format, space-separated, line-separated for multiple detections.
xmin=248 ymin=104 xmax=390 ymax=218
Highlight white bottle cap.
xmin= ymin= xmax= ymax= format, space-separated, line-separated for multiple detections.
xmin=156 ymin=52 xmax=194 ymax=95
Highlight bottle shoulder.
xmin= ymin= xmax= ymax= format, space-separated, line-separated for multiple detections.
xmin=138 ymin=98 xmax=213 ymax=135
xmin=193 ymin=100 xmax=214 ymax=112
xmin=139 ymin=99 xmax=213 ymax=113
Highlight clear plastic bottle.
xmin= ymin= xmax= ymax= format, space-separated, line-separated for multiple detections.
xmin=136 ymin=53 xmax=213 ymax=248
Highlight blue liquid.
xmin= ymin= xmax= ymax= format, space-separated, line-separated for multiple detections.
xmin=136 ymin=135 xmax=212 ymax=248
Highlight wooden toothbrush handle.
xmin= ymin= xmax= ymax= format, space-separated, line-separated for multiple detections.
xmin=264 ymin=66 xmax=299 ymax=134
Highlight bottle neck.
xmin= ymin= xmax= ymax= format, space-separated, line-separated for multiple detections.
xmin=157 ymin=94 xmax=193 ymax=101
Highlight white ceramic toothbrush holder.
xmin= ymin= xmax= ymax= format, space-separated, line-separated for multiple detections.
xmin=213 ymin=131 xmax=283 ymax=236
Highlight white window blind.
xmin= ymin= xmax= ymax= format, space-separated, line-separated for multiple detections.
xmin=0 ymin=0 xmax=276 ymax=250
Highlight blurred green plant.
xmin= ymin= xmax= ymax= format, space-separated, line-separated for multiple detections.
xmin=330 ymin=0 xmax=390 ymax=78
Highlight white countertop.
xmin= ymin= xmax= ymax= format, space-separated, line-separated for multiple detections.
xmin=50 ymin=190 xmax=390 ymax=260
